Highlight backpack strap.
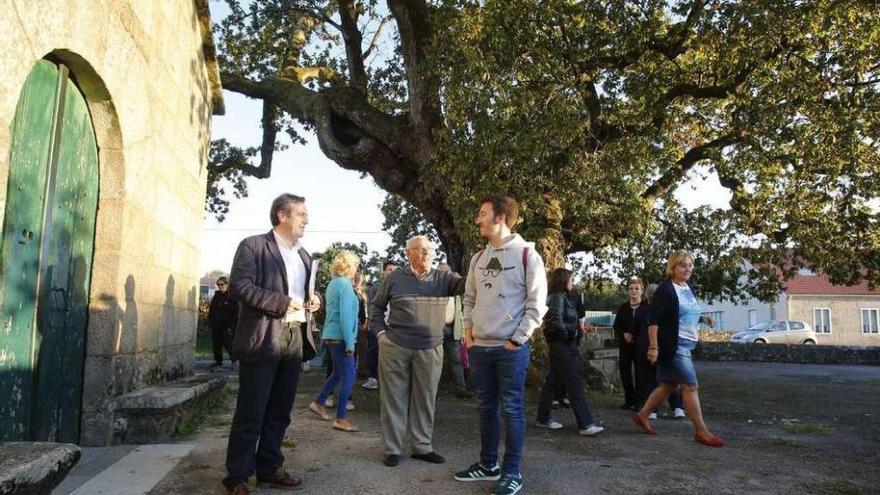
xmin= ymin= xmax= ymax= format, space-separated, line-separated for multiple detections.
xmin=522 ymin=247 xmax=529 ymax=285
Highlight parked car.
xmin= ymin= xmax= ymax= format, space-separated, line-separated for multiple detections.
xmin=730 ymin=320 xmax=818 ymax=345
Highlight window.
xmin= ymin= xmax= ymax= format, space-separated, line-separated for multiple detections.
xmin=861 ymin=309 xmax=879 ymax=334
xmin=813 ymin=308 xmax=832 ymax=334
xmin=748 ymin=310 xmax=757 ymax=327
xmin=789 ymin=321 xmax=805 ymax=331
xmin=769 ymin=321 xmax=786 ymax=332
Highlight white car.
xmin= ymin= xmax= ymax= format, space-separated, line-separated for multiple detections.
xmin=730 ymin=320 xmax=818 ymax=345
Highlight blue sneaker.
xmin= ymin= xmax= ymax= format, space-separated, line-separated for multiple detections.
xmin=493 ymin=473 xmax=524 ymax=495
xmin=454 ymin=462 xmax=501 ymax=482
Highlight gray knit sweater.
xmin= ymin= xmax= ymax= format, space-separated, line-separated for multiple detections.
xmin=369 ymin=266 xmax=466 ymax=349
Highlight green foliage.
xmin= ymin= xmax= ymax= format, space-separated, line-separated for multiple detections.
xmin=211 ymin=0 xmax=880 ymax=303
xmin=379 ymin=193 xmax=442 ymax=263
xmin=578 ymin=279 xmax=629 ymax=312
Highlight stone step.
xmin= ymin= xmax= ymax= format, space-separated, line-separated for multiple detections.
xmin=0 ymin=442 xmax=80 ymax=495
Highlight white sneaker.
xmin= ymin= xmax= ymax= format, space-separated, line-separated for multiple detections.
xmin=648 ymin=412 xmax=658 ymax=420
xmin=325 ymin=396 xmax=335 ymax=407
xmin=536 ymin=419 xmax=564 ymax=430
xmin=362 ymin=377 xmax=379 ymax=390
xmin=579 ymin=425 xmax=605 ymax=436
xmin=346 ymin=401 xmax=355 ymax=411
xmin=674 ymin=407 xmax=686 ymax=419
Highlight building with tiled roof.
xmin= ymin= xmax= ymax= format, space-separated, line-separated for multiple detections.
xmin=701 ymin=269 xmax=880 ymax=347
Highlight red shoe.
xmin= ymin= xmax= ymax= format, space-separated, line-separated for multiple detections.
xmin=632 ymin=413 xmax=656 ymax=435
xmin=695 ymin=434 xmax=724 ymax=447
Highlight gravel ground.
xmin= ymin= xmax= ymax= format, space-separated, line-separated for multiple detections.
xmin=150 ymin=361 xmax=880 ymax=495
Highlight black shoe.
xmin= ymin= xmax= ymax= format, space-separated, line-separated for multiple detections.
xmin=412 ymin=451 xmax=446 ymax=464
xmin=383 ymin=454 xmax=400 ymax=467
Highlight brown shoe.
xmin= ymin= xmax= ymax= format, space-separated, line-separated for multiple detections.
xmin=226 ymin=482 xmax=251 ymax=495
xmin=332 ymin=418 xmax=359 ymax=432
xmin=257 ymin=470 xmax=303 ymax=490
xmin=308 ymin=401 xmax=332 ymax=421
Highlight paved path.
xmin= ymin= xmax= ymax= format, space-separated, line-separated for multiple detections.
xmin=66 ymin=360 xmax=880 ymax=494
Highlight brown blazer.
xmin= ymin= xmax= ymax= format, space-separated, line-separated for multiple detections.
xmin=229 ymin=231 xmax=316 ymax=362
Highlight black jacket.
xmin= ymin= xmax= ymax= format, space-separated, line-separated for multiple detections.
xmin=648 ymin=279 xmax=696 ymax=366
xmin=613 ymin=300 xmax=647 ymax=344
xmin=545 ymin=291 xmax=584 ymax=344
xmin=208 ymin=290 xmax=237 ymax=332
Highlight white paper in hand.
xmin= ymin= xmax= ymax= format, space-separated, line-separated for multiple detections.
xmin=286 ymin=296 xmax=306 ymax=323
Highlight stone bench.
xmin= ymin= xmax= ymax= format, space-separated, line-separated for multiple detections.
xmin=113 ymin=373 xmax=227 ymax=444
xmin=0 ymin=442 xmax=80 ymax=495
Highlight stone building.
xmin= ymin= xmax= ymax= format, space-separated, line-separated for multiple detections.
xmin=0 ymin=0 xmax=223 ymax=445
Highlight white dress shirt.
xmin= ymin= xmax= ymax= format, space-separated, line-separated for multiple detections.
xmin=273 ymin=230 xmax=306 ymax=302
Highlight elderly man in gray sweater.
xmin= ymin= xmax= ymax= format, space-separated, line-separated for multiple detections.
xmin=370 ymin=236 xmax=466 ymax=467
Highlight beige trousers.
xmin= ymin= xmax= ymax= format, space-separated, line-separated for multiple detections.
xmin=378 ymin=334 xmax=444 ymax=456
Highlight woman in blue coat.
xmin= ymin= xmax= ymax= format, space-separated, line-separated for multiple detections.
xmin=633 ymin=250 xmax=723 ymax=447
xmin=309 ymin=250 xmax=361 ymax=432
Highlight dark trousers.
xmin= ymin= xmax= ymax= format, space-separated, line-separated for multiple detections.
xmin=211 ymin=326 xmax=234 ymax=366
xmin=634 ymin=353 xmax=682 ymax=411
xmin=618 ymin=341 xmax=637 ymax=406
xmin=365 ymin=331 xmax=379 ymax=379
xmin=537 ymin=341 xmax=596 ymax=429
xmin=224 ymin=343 xmax=302 ymax=487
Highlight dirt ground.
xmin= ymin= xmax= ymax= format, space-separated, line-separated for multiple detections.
xmin=150 ymin=361 xmax=880 ymax=495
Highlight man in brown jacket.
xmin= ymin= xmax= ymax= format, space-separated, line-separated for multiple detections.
xmin=222 ymin=194 xmax=320 ymax=495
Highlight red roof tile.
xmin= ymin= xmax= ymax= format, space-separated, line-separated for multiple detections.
xmin=783 ymin=273 xmax=880 ymax=296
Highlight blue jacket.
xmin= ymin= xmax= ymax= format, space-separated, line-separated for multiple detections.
xmin=322 ymin=276 xmax=359 ymax=351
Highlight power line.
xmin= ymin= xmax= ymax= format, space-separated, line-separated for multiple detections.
xmin=203 ymin=227 xmax=389 ymax=234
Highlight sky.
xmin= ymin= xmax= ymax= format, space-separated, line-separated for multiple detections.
xmin=199 ymin=2 xmax=731 ymax=276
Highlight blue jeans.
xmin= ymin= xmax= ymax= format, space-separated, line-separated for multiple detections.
xmin=316 ymin=343 xmax=356 ymax=419
xmin=469 ymin=343 xmax=530 ymax=476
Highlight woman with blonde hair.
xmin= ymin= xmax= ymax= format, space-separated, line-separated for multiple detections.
xmin=633 ymin=250 xmax=722 ymax=446
xmin=309 ymin=250 xmax=361 ymax=432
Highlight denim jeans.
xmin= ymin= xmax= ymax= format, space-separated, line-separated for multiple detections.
xmin=536 ymin=341 xmax=596 ymax=429
xmin=469 ymin=343 xmax=530 ymax=476
xmin=316 ymin=343 xmax=356 ymax=419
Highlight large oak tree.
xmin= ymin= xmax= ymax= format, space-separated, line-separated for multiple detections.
xmin=210 ymin=0 xmax=880 ymax=298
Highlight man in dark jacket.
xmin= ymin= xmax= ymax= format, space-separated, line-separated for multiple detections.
xmin=222 ymin=194 xmax=321 ymax=495
xmin=208 ymin=276 xmax=237 ymax=372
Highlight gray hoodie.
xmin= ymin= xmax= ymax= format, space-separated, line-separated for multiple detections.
xmin=463 ymin=234 xmax=548 ymax=347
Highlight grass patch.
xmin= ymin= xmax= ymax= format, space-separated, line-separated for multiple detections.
xmin=195 ymin=329 xmax=214 ymax=359
xmin=181 ymin=462 xmax=212 ymax=473
xmin=772 ymin=438 xmax=802 ymax=448
xmin=783 ymin=423 xmax=832 ymax=435
xmin=282 ymin=439 xmax=297 ymax=449
xmin=801 ymin=479 xmax=862 ymax=495
xmin=175 ymin=384 xmax=236 ymax=438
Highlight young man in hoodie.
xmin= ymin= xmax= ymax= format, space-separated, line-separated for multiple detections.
xmin=454 ymin=196 xmax=548 ymax=495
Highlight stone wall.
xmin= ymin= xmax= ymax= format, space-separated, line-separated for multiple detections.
xmin=0 ymin=0 xmax=220 ymax=444
xmin=693 ymin=342 xmax=880 ymax=365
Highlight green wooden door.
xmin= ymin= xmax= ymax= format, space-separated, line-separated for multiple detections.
xmin=0 ymin=60 xmax=99 ymax=442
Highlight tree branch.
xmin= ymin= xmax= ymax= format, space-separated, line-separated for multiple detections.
xmin=387 ymin=0 xmax=443 ymax=139
xmin=363 ymin=16 xmax=391 ymax=59
xmin=642 ymin=132 xmax=743 ymax=200
xmin=337 ymin=0 xmax=368 ymax=93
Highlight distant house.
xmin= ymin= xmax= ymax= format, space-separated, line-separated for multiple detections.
xmin=200 ymin=275 xmax=221 ymax=300
xmin=700 ymin=270 xmax=880 ymax=346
